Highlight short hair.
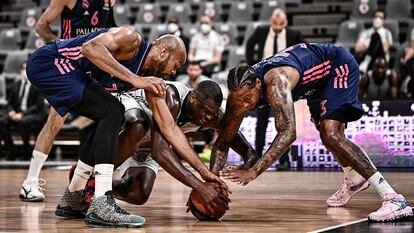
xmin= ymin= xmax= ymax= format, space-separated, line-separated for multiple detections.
xmin=188 ymin=60 xmax=202 ymax=68
xmin=272 ymin=8 xmax=286 ymax=19
xmin=194 ymin=80 xmax=223 ymax=104
xmin=227 ymin=65 xmax=258 ymax=91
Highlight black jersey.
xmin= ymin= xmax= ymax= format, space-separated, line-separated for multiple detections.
xmin=60 ymin=0 xmax=116 ymax=39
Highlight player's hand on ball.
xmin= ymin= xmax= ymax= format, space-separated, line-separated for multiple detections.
xmin=220 ymin=169 xmax=257 ymax=186
xmin=134 ymin=76 xmax=166 ymax=96
xmin=200 ymin=172 xmax=232 ymax=195
xmin=198 ymin=182 xmax=230 ymax=211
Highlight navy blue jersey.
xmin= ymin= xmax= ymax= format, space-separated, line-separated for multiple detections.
xmin=54 ymin=28 xmax=152 ymax=92
xmin=61 ymin=0 xmax=116 ymax=39
xmin=27 ymin=28 xmax=153 ymax=116
xmin=252 ymin=43 xmax=354 ymax=101
xmin=251 ymin=43 xmax=363 ymax=127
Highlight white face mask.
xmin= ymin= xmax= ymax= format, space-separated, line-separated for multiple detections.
xmin=373 ymin=17 xmax=383 ymax=29
xmin=167 ymin=23 xmax=179 ymax=33
xmin=200 ymin=23 xmax=211 ymax=34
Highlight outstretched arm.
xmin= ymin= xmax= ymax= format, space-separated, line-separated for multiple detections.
xmin=210 ymin=101 xmax=245 ymax=175
xmin=146 ymin=90 xmax=229 ymax=192
xmin=151 ymin=125 xmax=230 ymax=210
xmin=221 ymin=69 xmax=296 ymax=185
xmin=205 ymin=109 xmax=257 ymax=171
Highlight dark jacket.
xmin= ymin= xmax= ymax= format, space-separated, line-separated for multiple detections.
xmin=7 ymin=79 xmax=45 ymax=115
xmin=246 ymin=25 xmax=305 ymax=65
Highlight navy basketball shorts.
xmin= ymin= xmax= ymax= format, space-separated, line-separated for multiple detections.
xmin=26 ymin=43 xmax=89 ymax=116
xmin=307 ymin=48 xmax=364 ymax=129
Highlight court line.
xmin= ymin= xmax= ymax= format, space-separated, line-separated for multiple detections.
xmin=307 ymin=218 xmax=368 ymax=233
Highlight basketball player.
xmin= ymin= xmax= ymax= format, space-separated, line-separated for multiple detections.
xmin=111 ymin=81 xmax=255 ymax=210
xmin=27 ymin=27 xmax=191 ymax=227
xmin=20 ymin=0 xmax=118 ymax=202
xmin=213 ymin=43 xmax=413 ymax=222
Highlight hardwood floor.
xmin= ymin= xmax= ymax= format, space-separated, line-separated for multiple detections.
xmin=0 ymin=169 xmax=413 ymax=232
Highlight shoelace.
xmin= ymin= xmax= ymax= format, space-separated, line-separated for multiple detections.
xmin=106 ymin=194 xmax=130 ymax=215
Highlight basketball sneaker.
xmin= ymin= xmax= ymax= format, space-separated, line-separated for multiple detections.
xmin=19 ymin=177 xmax=46 ymax=202
xmin=327 ymin=176 xmax=370 ymax=207
xmin=55 ymin=187 xmax=90 ymax=218
xmin=84 ymin=191 xmax=145 ymax=227
xmin=368 ymin=193 xmax=413 ymax=222
xmin=68 ymin=163 xmax=95 ymax=203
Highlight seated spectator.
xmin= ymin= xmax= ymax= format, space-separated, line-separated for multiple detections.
xmin=176 ymin=61 xmax=210 ymax=88
xmin=0 ymin=62 xmax=46 ymax=160
xmin=188 ymin=15 xmax=224 ymax=77
xmin=355 ymin=9 xmax=393 ymax=73
xmin=165 ymin=15 xmax=190 ymax=54
xmin=165 ymin=15 xmax=190 ymax=76
xmin=400 ymin=28 xmax=414 ymax=98
xmin=359 ymin=57 xmax=398 ymax=99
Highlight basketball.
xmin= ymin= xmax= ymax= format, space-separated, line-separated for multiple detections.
xmin=187 ymin=187 xmax=228 ymax=221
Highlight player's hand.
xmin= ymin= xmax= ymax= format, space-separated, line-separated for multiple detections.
xmin=197 ymin=182 xmax=230 ymax=211
xmin=220 ymin=168 xmax=257 ymax=186
xmin=200 ymin=171 xmax=232 ymax=195
xmin=133 ymin=76 xmax=166 ymax=96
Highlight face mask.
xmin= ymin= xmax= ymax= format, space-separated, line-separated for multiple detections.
xmin=373 ymin=17 xmax=383 ymax=29
xmin=200 ymin=23 xmax=211 ymax=34
xmin=167 ymin=23 xmax=179 ymax=33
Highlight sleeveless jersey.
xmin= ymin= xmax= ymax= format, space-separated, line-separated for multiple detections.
xmin=54 ymin=28 xmax=152 ymax=92
xmin=252 ymin=43 xmax=354 ymax=102
xmin=61 ymin=0 xmax=116 ymax=39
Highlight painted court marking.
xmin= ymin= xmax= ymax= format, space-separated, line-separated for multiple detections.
xmin=308 ymin=218 xmax=368 ymax=233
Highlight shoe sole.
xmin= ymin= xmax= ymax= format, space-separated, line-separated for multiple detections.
xmin=19 ymin=194 xmax=44 ymax=202
xmin=327 ymin=182 xmax=370 ymax=208
xmin=55 ymin=208 xmax=86 ymax=219
xmin=84 ymin=216 xmax=145 ymax=228
xmin=368 ymin=207 xmax=414 ymax=222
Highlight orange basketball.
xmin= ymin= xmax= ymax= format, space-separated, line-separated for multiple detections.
xmin=187 ymin=187 xmax=228 ymax=220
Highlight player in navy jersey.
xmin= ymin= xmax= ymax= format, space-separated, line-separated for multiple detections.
xmin=212 ymin=43 xmax=413 ymax=222
xmin=20 ymin=0 xmax=117 ymax=202
xmin=26 ymin=27 xmax=220 ymax=227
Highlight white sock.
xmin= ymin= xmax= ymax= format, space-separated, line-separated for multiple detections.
xmin=26 ymin=150 xmax=48 ymax=180
xmin=341 ymin=166 xmax=362 ymax=184
xmin=68 ymin=160 xmax=93 ymax=192
xmin=94 ymin=164 xmax=114 ymax=198
xmin=368 ymin=172 xmax=396 ymax=199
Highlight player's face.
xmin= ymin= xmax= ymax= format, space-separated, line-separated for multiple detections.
xmin=156 ymin=53 xmax=184 ymax=79
xmin=190 ymin=94 xmax=220 ymax=125
xmin=229 ymin=81 xmax=262 ymax=111
xmin=373 ymin=59 xmax=387 ymax=77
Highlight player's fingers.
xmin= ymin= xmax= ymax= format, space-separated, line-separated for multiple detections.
xmin=148 ymin=84 xmax=159 ymax=95
xmin=219 ymin=192 xmax=231 ymax=203
xmin=218 ymin=181 xmax=232 ymax=195
xmin=225 ymin=165 xmax=238 ymax=171
xmin=155 ymin=83 xmax=164 ymax=96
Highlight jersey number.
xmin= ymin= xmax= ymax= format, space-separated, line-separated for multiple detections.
xmin=91 ymin=11 xmax=99 ymax=26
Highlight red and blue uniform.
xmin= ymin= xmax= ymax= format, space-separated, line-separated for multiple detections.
xmin=26 ymin=29 xmax=152 ymax=116
xmin=252 ymin=43 xmax=363 ymax=128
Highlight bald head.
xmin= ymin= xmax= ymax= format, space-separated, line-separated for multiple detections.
xmin=154 ymin=34 xmax=187 ymax=63
xmin=270 ymin=8 xmax=287 ymax=33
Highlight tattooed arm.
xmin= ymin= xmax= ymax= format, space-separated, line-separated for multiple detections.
xmin=210 ymin=100 xmax=245 ymax=175
xmin=205 ymin=109 xmax=258 ymax=171
xmin=220 ymin=69 xmax=297 ymax=185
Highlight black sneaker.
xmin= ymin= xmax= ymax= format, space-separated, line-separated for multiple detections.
xmin=84 ymin=191 xmax=145 ymax=227
xmin=55 ymin=187 xmax=90 ymax=218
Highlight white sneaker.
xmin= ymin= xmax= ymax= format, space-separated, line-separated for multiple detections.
xmin=19 ymin=178 xmax=46 ymax=202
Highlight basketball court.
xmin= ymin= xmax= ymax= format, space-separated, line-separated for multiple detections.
xmin=1 ymin=168 xmax=413 ymax=232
